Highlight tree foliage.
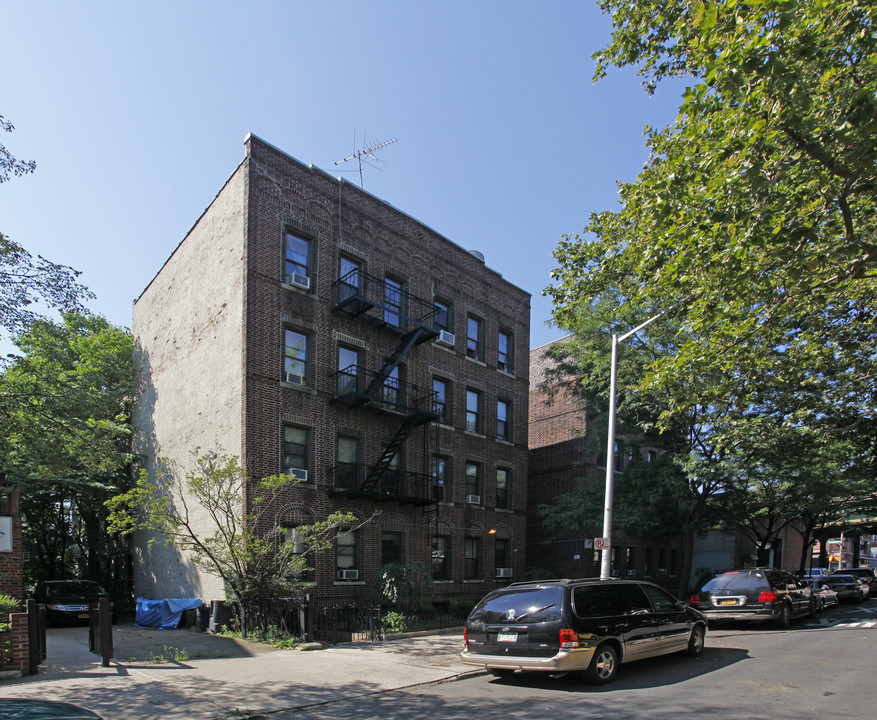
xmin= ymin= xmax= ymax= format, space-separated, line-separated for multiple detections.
xmin=106 ymin=451 xmax=362 ymax=608
xmin=0 ymin=313 xmax=134 ymax=588
xmin=550 ymin=0 xmax=877 ymax=428
xmin=1 ymin=115 xmax=93 ymax=342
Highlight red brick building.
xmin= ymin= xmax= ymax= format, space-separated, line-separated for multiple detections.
xmin=528 ymin=340 xmax=683 ymax=584
xmin=132 ymin=135 xmax=530 ymax=611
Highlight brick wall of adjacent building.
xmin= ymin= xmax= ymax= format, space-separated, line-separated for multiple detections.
xmin=133 ymin=135 xmax=530 ymax=608
xmin=527 ymin=340 xmax=684 ymax=584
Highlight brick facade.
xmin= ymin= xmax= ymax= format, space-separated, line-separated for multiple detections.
xmin=133 ymin=135 xmax=530 ymax=609
xmin=527 ymin=340 xmax=684 ymax=585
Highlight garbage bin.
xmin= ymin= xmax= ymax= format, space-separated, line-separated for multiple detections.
xmin=196 ymin=605 xmax=210 ymax=632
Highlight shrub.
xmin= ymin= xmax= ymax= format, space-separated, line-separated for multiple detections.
xmin=451 ymin=600 xmax=477 ymax=620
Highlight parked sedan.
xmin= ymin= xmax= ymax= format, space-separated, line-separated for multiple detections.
xmin=836 ymin=567 xmax=877 ymax=594
xmin=822 ymin=574 xmax=865 ymax=603
xmin=807 ymin=579 xmax=839 ymax=611
xmin=31 ymin=580 xmax=112 ymax=625
xmin=0 ymin=699 xmax=102 ymax=718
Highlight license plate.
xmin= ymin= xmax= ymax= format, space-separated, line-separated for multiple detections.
xmin=718 ymin=599 xmax=737 ymax=606
xmin=497 ymin=633 xmax=518 ymax=643
xmin=77 ymin=613 xmax=90 ymax=619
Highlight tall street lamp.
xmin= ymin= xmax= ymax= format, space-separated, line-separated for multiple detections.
xmin=599 ymin=308 xmax=677 ymax=580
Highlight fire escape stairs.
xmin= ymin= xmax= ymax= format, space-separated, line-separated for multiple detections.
xmin=357 ymin=325 xmax=437 ymax=494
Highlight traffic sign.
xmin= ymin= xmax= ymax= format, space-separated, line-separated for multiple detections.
xmin=594 ymin=538 xmax=610 ymax=550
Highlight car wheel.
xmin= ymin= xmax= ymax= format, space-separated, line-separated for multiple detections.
xmin=686 ymin=624 xmax=705 ymax=657
xmin=808 ymin=599 xmax=817 ymax=619
xmin=817 ymin=597 xmax=824 ymax=612
xmin=775 ymin=602 xmax=792 ymax=628
xmin=488 ymin=668 xmax=516 ymax=678
xmin=582 ymin=644 xmax=618 ymax=684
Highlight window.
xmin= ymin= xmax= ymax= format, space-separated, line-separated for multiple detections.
xmin=432 ymin=535 xmax=451 ymax=580
xmin=384 ymin=277 xmax=402 ymax=326
xmin=496 ymin=399 xmax=511 ymax=441
xmin=497 ymin=329 xmax=513 ymax=373
xmin=284 ymin=329 xmax=309 ymax=385
xmin=432 ymin=455 xmax=449 ymax=502
xmin=465 ymin=462 xmax=481 ymax=501
xmin=336 ymin=531 xmax=359 ymax=579
xmin=285 ymin=231 xmax=311 ymax=285
xmin=382 ymin=365 xmax=400 ymax=410
xmin=381 ymin=531 xmax=403 ymax=567
xmin=381 ymin=450 xmax=400 ymax=495
xmin=494 ymin=538 xmax=510 ymax=573
xmin=626 ymin=547 xmax=636 ymax=575
xmin=283 ymin=426 xmax=309 ymax=481
xmin=335 ymin=436 xmax=359 ymax=490
xmin=338 ymin=255 xmax=361 ymax=302
xmin=495 ymin=468 xmax=510 ymax=509
xmin=465 ymin=537 xmax=482 ymax=579
xmin=466 ymin=315 xmax=484 ymax=361
xmin=647 ymin=450 xmax=657 ymax=463
xmin=337 ymin=346 xmax=359 ymax=395
xmin=433 ymin=298 xmax=452 ymax=332
xmin=466 ymin=389 xmax=482 ymax=433
xmin=433 ymin=377 xmax=451 ymax=424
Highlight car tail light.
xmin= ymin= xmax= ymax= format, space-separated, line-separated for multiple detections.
xmin=758 ymin=591 xmax=777 ymax=603
xmin=463 ymin=627 xmax=468 ymax=646
xmin=559 ymin=628 xmax=580 ymax=649
xmin=689 ymin=594 xmax=701 ymax=604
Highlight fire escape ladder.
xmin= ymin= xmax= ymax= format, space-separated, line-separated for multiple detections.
xmin=361 ymin=414 xmax=423 ymax=492
xmin=362 ymin=326 xmax=429 ymax=401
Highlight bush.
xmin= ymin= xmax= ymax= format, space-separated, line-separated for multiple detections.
xmin=382 ymin=610 xmax=409 ymax=633
xmin=451 ymin=600 xmax=477 ymax=620
xmin=0 ymin=594 xmax=19 ymax=616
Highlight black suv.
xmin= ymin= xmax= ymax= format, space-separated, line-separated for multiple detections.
xmin=688 ymin=568 xmax=815 ymax=627
xmin=460 ymin=578 xmax=706 ymax=684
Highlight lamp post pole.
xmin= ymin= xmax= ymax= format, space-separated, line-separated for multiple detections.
xmin=599 ymin=308 xmax=677 ymax=580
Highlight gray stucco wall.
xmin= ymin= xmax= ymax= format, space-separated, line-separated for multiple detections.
xmin=131 ymin=162 xmax=247 ymax=600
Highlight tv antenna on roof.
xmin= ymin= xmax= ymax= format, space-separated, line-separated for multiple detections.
xmin=335 ymin=133 xmax=398 ymax=189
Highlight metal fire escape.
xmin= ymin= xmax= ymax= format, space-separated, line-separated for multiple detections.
xmin=329 ymin=269 xmax=439 ymax=505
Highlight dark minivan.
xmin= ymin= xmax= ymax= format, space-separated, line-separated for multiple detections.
xmin=460 ymin=578 xmax=706 ymax=684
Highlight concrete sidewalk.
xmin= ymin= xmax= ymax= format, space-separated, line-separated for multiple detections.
xmin=0 ymin=625 xmax=477 ymax=720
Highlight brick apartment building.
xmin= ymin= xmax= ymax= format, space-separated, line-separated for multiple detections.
xmin=132 ymin=135 xmax=530 ymax=611
xmin=528 ymin=339 xmax=683 ymax=584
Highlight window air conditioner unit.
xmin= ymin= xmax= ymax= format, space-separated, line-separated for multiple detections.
xmin=285 ymin=372 xmax=304 ymax=386
xmin=495 ymin=567 xmax=513 ymax=578
xmin=626 ymin=570 xmax=636 ymax=577
xmin=437 ymin=330 xmax=455 ymax=347
xmin=336 ymin=569 xmax=359 ymax=581
xmin=610 ymin=570 xmax=620 ymax=577
xmin=466 ymin=494 xmax=481 ymax=505
xmin=285 ymin=273 xmax=311 ymax=290
xmin=285 ymin=468 xmax=308 ymax=481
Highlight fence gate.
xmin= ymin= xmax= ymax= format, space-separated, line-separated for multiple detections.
xmin=308 ymin=598 xmax=383 ymax=644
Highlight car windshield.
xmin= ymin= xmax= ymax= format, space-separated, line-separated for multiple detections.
xmin=701 ymin=572 xmax=767 ymax=593
xmin=45 ymin=582 xmax=105 ymax=600
xmin=468 ymin=587 xmax=564 ymax=624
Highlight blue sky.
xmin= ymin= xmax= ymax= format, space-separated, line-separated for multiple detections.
xmin=2 ymin=1 xmax=683 ymax=353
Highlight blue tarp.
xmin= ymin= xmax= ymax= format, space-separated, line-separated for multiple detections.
xmin=135 ymin=597 xmax=204 ymax=630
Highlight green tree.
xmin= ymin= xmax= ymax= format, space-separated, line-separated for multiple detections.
xmin=106 ymin=450 xmax=363 ymax=637
xmin=550 ymin=0 xmax=877 ymax=429
xmin=1 ymin=115 xmax=92 ymax=342
xmin=0 ymin=313 xmax=134 ymax=588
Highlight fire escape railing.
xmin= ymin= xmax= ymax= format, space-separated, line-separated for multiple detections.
xmin=333 ymin=270 xmax=439 ymax=336
xmin=329 ymin=464 xmax=436 ymax=507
